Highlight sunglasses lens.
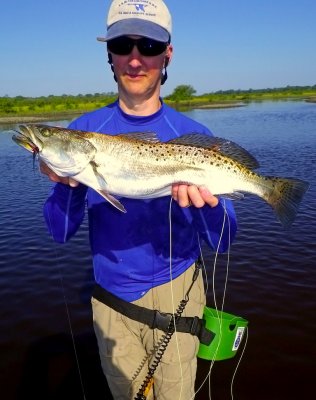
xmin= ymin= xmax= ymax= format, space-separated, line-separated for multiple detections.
xmin=138 ymin=38 xmax=167 ymax=56
xmin=107 ymin=37 xmax=133 ymax=55
xmin=107 ymin=37 xmax=167 ymax=56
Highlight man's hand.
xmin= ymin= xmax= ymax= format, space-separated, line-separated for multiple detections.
xmin=172 ymin=184 xmax=219 ymax=208
xmin=40 ymin=161 xmax=79 ymax=187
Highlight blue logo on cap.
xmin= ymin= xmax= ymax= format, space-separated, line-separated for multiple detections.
xmin=135 ymin=4 xmax=146 ymax=12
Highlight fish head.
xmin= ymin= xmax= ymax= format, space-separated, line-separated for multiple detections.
xmin=12 ymin=124 xmax=43 ymax=154
xmin=13 ymin=124 xmax=97 ymax=177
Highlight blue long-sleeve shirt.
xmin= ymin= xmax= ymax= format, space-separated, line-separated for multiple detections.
xmin=43 ymin=101 xmax=237 ymax=301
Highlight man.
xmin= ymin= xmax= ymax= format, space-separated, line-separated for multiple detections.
xmin=41 ymin=1 xmax=237 ymax=399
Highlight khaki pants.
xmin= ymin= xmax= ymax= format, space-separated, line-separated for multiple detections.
xmin=92 ymin=264 xmax=206 ymax=400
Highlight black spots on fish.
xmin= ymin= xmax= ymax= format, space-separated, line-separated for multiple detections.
xmin=136 ymin=143 xmax=157 ymax=157
xmin=152 ymin=145 xmax=164 ymax=155
xmin=225 ymin=160 xmax=233 ymax=170
xmin=166 ymin=149 xmax=173 ymax=156
xmin=135 ymin=143 xmax=172 ymax=162
xmin=225 ymin=159 xmax=236 ymax=171
xmin=136 ymin=143 xmax=144 ymax=154
xmin=209 ymin=152 xmax=224 ymax=168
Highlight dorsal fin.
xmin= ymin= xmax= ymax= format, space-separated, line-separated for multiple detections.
xmin=168 ymin=134 xmax=260 ymax=170
xmin=117 ymin=131 xmax=160 ymax=143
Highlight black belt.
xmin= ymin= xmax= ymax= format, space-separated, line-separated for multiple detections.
xmin=92 ymin=283 xmax=215 ymax=346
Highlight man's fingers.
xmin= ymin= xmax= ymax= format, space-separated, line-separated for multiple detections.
xmin=199 ymin=186 xmax=219 ymax=208
xmin=177 ymin=184 xmax=190 ymax=207
xmin=172 ymin=184 xmax=179 ymax=202
xmin=172 ymin=184 xmax=219 ymax=208
xmin=39 ymin=160 xmax=78 ymax=187
xmin=187 ymin=185 xmax=205 ymax=208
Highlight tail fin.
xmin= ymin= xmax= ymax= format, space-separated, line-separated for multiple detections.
xmin=265 ymin=177 xmax=309 ymax=228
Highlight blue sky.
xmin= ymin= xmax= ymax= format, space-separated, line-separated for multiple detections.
xmin=1 ymin=0 xmax=315 ymax=97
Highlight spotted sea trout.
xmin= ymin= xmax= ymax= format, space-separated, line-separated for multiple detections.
xmin=12 ymin=124 xmax=309 ymax=228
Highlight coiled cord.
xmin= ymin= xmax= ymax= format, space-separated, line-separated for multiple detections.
xmin=134 ymin=262 xmax=201 ymax=400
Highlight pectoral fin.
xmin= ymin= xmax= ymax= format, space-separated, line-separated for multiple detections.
xmin=88 ymin=161 xmax=126 ymax=212
xmin=96 ymin=189 xmax=127 ymax=213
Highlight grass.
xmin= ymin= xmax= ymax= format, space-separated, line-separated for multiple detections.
xmin=1 ymin=86 xmax=315 ymax=123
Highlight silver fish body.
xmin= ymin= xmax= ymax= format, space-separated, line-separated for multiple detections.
xmin=12 ymin=124 xmax=309 ymax=228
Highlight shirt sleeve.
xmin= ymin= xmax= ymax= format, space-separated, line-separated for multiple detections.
xmin=43 ymin=183 xmax=88 ymax=243
xmin=191 ymin=198 xmax=237 ymax=253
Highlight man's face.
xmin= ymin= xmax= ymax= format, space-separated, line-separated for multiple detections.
xmin=109 ymin=36 xmax=173 ymax=99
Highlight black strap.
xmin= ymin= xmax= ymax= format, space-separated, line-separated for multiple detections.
xmin=92 ymin=283 xmax=214 ymax=346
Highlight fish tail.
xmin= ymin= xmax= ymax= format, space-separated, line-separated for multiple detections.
xmin=262 ymin=177 xmax=309 ymax=228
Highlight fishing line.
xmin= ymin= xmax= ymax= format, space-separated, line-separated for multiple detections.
xmin=197 ymin=233 xmax=209 ymax=296
xmin=168 ymin=196 xmax=184 ymax=400
xmin=223 ymin=201 xmax=249 ymax=400
xmin=230 ymin=327 xmax=248 ymax=400
xmin=191 ymin=200 xmax=230 ymax=400
xmin=197 ymin=200 xmax=249 ymax=400
xmin=212 ymin=200 xmax=230 ymax=313
xmin=46 ymin=197 xmax=87 ymax=400
xmin=135 ymin=197 xmax=247 ymax=400
xmin=207 ymin=200 xmax=231 ymax=400
xmin=134 ymin=197 xmax=199 ymax=399
xmin=32 ymin=142 xmax=87 ymax=399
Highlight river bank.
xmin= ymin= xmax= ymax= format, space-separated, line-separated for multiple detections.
xmin=0 ymin=112 xmax=83 ymax=125
xmin=2 ymin=85 xmax=315 ymax=125
xmin=1 ymin=97 xmax=315 ymax=126
xmin=0 ymin=103 xmax=244 ymax=125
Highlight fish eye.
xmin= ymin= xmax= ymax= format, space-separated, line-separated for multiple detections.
xmin=40 ymin=128 xmax=51 ymax=137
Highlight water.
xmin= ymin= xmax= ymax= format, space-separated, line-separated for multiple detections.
xmin=0 ymin=101 xmax=315 ymax=400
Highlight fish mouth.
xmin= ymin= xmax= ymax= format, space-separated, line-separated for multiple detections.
xmin=12 ymin=125 xmax=42 ymax=154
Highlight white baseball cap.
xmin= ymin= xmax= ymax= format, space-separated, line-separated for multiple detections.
xmin=97 ymin=0 xmax=172 ymax=43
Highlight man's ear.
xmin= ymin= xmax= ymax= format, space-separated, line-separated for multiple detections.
xmin=107 ymin=53 xmax=117 ymax=82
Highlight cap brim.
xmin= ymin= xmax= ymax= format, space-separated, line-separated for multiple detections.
xmin=97 ymin=19 xmax=170 ymax=43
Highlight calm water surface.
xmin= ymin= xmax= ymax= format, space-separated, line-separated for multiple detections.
xmin=0 ymin=101 xmax=315 ymax=400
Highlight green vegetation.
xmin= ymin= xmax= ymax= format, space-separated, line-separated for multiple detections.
xmin=0 ymin=92 xmax=117 ymax=119
xmin=1 ymin=85 xmax=315 ymax=121
xmin=166 ymin=84 xmax=197 ymax=101
xmin=165 ymin=85 xmax=316 ymax=109
xmin=202 ymin=85 xmax=316 ymax=102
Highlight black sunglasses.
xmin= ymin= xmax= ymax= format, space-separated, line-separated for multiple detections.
xmin=107 ymin=36 xmax=168 ymax=57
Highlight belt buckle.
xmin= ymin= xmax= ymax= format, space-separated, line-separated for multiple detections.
xmin=153 ymin=310 xmax=173 ymax=331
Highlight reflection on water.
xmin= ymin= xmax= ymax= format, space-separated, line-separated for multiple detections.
xmin=0 ymin=101 xmax=315 ymax=400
